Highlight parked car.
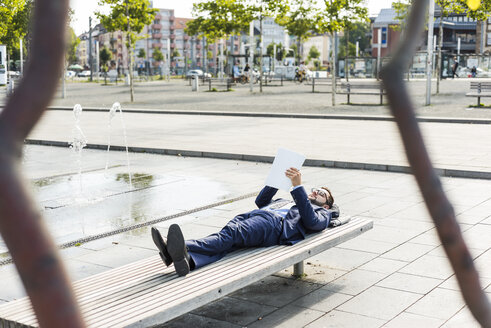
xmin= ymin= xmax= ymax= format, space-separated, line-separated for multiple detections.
xmin=185 ymin=69 xmax=211 ymax=79
xmin=77 ymin=70 xmax=91 ymax=77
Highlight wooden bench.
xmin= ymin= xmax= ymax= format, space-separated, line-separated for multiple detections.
xmin=339 ymin=82 xmax=386 ymax=105
xmin=207 ymin=78 xmax=232 ymax=91
xmin=263 ymin=76 xmax=284 ymax=86
xmin=466 ymin=82 xmax=491 ymax=107
xmin=311 ymin=77 xmax=337 ymax=93
xmin=0 ymin=217 xmax=372 ymax=327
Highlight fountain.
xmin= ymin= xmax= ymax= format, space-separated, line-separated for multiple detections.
xmin=69 ymin=104 xmax=87 ymax=193
xmin=106 ymin=102 xmax=132 ymax=190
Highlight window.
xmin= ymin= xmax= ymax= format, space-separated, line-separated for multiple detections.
xmin=487 ymin=32 xmax=491 ymax=46
xmin=381 ymin=27 xmax=387 ymax=45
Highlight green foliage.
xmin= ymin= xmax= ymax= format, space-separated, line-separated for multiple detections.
xmin=66 ymin=27 xmax=80 ymax=64
xmin=0 ymin=0 xmax=32 ymax=58
xmin=100 ymin=46 xmax=112 ymax=68
xmin=315 ymin=0 xmax=369 ymax=35
xmin=394 ymin=0 xmax=490 ymax=26
xmin=275 ymin=43 xmax=287 ymax=61
xmin=276 ymin=0 xmax=317 ymax=44
xmin=266 ymin=42 xmax=286 ymax=61
xmin=152 ymin=48 xmax=164 ymax=62
xmin=186 ymin=0 xmax=253 ymax=41
xmin=187 ymin=0 xmax=288 ymax=42
xmin=207 ymin=50 xmax=213 ymax=59
xmin=338 ymin=42 xmax=356 ymax=57
xmin=171 ymin=49 xmax=180 ymax=58
xmin=308 ymin=45 xmax=320 ymax=60
xmin=454 ymin=0 xmax=490 ymax=20
xmin=137 ymin=48 xmax=146 ymax=58
xmin=96 ymin=0 xmax=157 ymax=45
xmin=339 ymin=21 xmax=369 ymax=55
xmin=289 ymin=43 xmax=298 ymax=58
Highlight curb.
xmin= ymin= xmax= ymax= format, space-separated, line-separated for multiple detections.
xmin=25 ymin=139 xmax=491 ymax=180
xmin=37 ymin=106 xmax=491 ymax=125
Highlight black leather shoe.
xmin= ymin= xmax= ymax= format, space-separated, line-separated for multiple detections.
xmin=166 ymin=224 xmax=190 ymax=277
xmin=151 ymin=227 xmax=172 ymax=266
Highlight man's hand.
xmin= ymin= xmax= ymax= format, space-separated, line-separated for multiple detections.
xmin=285 ymin=167 xmax=302 ymax=187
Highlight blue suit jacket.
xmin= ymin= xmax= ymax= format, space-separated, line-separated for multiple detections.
xmin=255 ymin=186 xmax=332 ymax=245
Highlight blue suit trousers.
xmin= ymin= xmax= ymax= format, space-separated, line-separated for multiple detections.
xmin=185 ymin=211 xmax=283 ymax=269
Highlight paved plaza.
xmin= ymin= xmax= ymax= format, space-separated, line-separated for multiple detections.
xmin=0 ymin=78 xmax=490 ymax=327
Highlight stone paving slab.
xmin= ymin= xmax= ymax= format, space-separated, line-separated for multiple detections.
xmin=0 ymin=145 xmax=490 ymax=327
xmin=27 ymin=109 xmax=491 ymax=177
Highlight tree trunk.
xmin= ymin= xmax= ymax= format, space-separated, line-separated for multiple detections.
xmin=345 ymin=29 xmax=349 ymax=82
xmin=128 ymin=37 xmax=134 ymax=102
xmin=331 ymin=32 xmax=336 ymax=106
xmin=126 ymin=0 xmax=134 ymax=102
xmin=260 ymin=16 xmax=263 ymax=93
xmin=436 ymin=18 xmax=443 ymax=94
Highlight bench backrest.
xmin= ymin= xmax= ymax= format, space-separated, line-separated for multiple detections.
xmin=341 ymin=82 xmax=384 ymax=91
xmin=470 ymin=82 xmax=491 ymax=92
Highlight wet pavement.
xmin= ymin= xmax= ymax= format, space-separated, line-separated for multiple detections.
xmin=0 ymin=145 xmax=490 ymax=327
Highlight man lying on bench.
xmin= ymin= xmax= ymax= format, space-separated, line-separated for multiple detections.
xmin=151 ymin=167 xmax=339 ymax=277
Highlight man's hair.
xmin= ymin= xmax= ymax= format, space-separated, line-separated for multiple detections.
xmin=321 ymin=187 xmax=334 ymax=208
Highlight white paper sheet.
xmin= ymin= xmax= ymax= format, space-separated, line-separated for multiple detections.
xmin=265 ymin=148 xmax=306 ymax=191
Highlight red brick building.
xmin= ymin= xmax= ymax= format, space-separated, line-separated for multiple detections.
xmin=371 ymin=8 xmax=402 ymax=58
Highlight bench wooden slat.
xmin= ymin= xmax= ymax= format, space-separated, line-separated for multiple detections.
xmin=0 ymin=217 xmax=372 ymax=328
xmin=467 ymin=82 xmax=491 ymax=106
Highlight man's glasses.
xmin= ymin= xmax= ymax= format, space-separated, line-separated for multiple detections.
xmin=311 ymin=188 xmax=328 ymax=198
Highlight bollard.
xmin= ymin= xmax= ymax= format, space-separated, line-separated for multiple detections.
xmin=6 ymin=79 xmax=14 ymax=96
xmin=191 ymin=76 xmax=199 ymax=92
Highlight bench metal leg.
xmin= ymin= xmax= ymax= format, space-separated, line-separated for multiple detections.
xmin=293 ymin=261 xmax=304 ymax=277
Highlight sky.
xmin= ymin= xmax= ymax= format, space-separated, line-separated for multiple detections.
xmin=69 ymin=0 xmax=395 ymax=35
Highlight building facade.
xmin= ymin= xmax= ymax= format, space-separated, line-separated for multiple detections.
xmin=371 ymin=8 xmax=401 ymax=58
xmin=302 ymin=34 xmax=331 ymax=66
xmin=77 ymin=23 xmax=129 ymax=74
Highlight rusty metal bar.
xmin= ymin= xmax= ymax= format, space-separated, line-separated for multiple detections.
xmin=0 ymin=0 xmax=85 ymax=327
xmin=380 ymin=0 xmax=491 ymax=326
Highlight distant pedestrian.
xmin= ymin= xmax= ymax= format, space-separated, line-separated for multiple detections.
xmin=233 ymin=62 xmax=240 ymax=82
xmin=471 ymin=66 xmax=477 ymax=78
xmin=452 ymin=57 xmax=459 ymax=78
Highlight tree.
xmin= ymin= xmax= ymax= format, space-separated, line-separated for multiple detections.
xmin=276 ymin=0 xmax=317 ymax=64
xmin=96 ymin=0 xmax=157 ymax=102
xmin=338 ymin=41 xmax=356 ymax=57
xmin=188 ymin=0 xmax=287 ymax=90
xmin=0 ymin=0 xmax=32 ymax=66
xmin=137 ymin=48 xmax=146 ymax=59
xmin=393 ymin=0 xmax=490 ymax=94
xmin=289 ymin=43 xmax=298 ymax=59
xmin=152 ymin=48 xmax=164 ymax=79
xmin=339 ymin=21 xmax=370 ymax=56
xmin=66 ymin=27 xmax=80 ymax=65
xmin=185 ymin=0 xmax=252 ymax=41
xmin=315 ymin=0 xmax=369 ymax=105
xmin=274 ymin=43 xmax=286 ymax=62
xmin=308 ymin=45 xmax=320 ymax=61
xmin=99 ymin=46 xmax=112 ymax=84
